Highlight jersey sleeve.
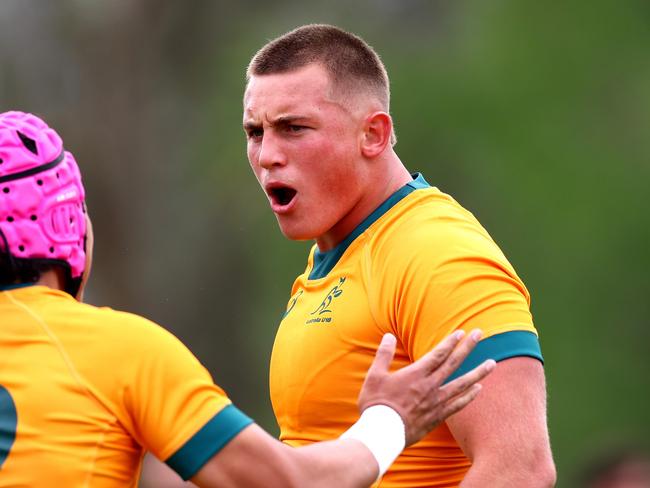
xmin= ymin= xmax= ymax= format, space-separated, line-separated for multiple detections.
xmin=367 ymin=202 xmax=542 ymax=377
xmin=114 ymin=316 xmax=253 ymax=479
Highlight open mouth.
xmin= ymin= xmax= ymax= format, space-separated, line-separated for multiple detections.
xmin=268 ymin=185 xmax=297 ymax=207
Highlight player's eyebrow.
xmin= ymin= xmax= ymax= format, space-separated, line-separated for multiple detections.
xmin=243 ymin=120 xmax=261 ymax=132
xmin=271 ymin=115 xmax=311 ymax=126
xmin=244 ymin=114 xmax=311 ymax=131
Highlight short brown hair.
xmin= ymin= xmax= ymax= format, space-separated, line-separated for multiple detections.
xmin=247 ymin=24 xmax=391 ymax=111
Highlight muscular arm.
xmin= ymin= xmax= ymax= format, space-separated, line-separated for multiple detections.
xmin=447 ymin=357 xmax=556 ymax=488
xmin=370 ymin=208 xmax=555 ymax=484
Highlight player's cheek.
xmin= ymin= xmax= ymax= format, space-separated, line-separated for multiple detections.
xmin=246 ymin=144 xmax=259 ymax=169
xmin=247 ymin=149 xmax=261 ymax=181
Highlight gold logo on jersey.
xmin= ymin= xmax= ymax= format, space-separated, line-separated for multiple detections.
xmin=306 ymin=277 xmax=346 ymax=324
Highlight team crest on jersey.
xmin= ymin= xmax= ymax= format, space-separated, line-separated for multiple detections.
xmin=306 ymin=277 xmax=346 ymax=325
xmin=281 ymin=290 xmax=303 ymax=320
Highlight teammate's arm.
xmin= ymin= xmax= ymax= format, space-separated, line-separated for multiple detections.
xmin=191 ymin=425 xmax=376 ymax=488
xmin=447 ymin=357 xmax=556 ymax=487
xmin=191 ymin=331 xmax=495 ymax=488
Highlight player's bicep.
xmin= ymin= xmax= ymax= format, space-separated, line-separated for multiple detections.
xmin=445 ymin=357 xmax=550 ymax=462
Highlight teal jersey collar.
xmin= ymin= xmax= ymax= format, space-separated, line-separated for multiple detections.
xmin=309 ymin=173 xmax=430 ymax=280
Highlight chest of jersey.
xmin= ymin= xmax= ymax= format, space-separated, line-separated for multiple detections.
xmin=268 ymin=245 xmax=470 ymax=487
xmin=269 ymin=251 xmax=397 ymax=443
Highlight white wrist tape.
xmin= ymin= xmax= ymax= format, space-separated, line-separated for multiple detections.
xmin=340 ymin=404 xmax=406 ymax=479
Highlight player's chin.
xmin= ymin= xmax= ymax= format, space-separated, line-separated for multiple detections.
xmin=275 ymin=216 xmax=321 ymax=242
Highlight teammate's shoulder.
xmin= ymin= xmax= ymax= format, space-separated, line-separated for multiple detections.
xmin=75 ymin=300 xmax=153 ymax=326
xmin=73 ymin=301 xmax=182 ymax=347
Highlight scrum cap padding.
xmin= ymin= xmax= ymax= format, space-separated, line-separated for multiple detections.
xmin=0 ymin=111 xmax=87 ymax=278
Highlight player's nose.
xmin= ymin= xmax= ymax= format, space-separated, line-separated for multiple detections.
xmin=257 ymin=132 xmax=287 ymax=169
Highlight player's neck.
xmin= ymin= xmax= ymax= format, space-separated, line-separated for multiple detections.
xmin=316 ymin=153 xmax=412 ymax=251
xmin=36 ymin=268 xmax=67 ymax=291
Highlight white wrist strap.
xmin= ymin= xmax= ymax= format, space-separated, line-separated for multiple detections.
xmin=340 ymin=405 xmax=406 ymax=480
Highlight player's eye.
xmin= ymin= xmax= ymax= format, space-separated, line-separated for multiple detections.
xmin=287 ymin=125 xmax=307 ymax=133
xmin=246 ymin=127 xmax=263 ymax=140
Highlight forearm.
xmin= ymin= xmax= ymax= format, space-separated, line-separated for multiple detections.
xmin=287 ymin=438 xmax=379 ymax=488
xmin=192 ymin=424 xmax=379 ymax=488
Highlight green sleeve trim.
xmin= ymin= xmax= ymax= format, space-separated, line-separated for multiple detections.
xmin=0 ymin=386 xmax=17 ymax=468
xmin=444 ymin=330 xmax=543 ymax=383
xmin=165 ymin=404 xmax=254 ymax=480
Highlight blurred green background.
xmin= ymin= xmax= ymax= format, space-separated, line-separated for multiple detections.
xmin=2 ymin=0 xmax=648 ymax=485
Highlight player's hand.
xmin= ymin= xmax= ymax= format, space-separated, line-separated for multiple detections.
xmin=357 ymin=330 xmax=495 ymax=446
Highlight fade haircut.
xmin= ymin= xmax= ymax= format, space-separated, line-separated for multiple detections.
xmin=247 ymin=24 xmax=391 ymax=113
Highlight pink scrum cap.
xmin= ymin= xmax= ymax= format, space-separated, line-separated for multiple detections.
xmin=0 ymin=111 xmax=87 ymax=279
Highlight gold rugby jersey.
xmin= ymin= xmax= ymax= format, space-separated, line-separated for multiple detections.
xmin=270 ymin=173 xmax=542 ymax=487
xmin=0 ymin=285 xmax=252 ymax=486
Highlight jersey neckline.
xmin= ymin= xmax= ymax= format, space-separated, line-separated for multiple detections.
xmin=0 ymin=282 xmax=36 ymax=291
xmin=309 ymin=173 xmax=430 ymax=280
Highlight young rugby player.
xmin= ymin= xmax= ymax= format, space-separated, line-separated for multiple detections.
xmin=244 ymin=24 xmax=556 ymax=487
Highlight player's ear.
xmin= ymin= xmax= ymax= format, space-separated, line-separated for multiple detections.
xmin=360 ymin=111 xmax=392 ymax=159
xmin=76 ymin=212 xmax=94 ymax=302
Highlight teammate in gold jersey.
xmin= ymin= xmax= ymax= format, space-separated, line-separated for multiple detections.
xmin=0 ymin=111 xmax=494 ymax=487
xmin=244 ymin=25 xmax=556 ymax=487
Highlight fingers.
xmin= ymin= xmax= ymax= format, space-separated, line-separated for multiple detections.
xmin=366 ymin=333 xmax=397 ymax=378
xmin=425 ymin=329 xmax=485 ymax=382
xmin=438 ymin=358 xmax=496 ymax=402
xmin=414 ymin=329 xmax=466 ymax=374
xmin=423 ymin=360 xmax=496 ymax=430
xmin=437 ymin=383 xmax=483 ymax=420
xmin=414 ymin=329 xmax=479 ymax=378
